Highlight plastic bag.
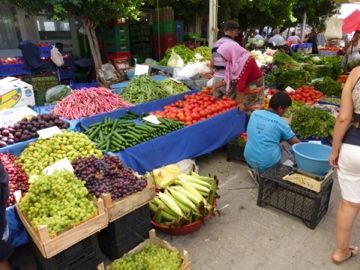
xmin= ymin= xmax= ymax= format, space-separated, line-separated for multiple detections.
xmin=175 ymin=62 xmax=211 ymax=79
xmin=50 ymin=46 xmax=64 ymax=67
xmin=167 ymin=50 xmax=184 ymax=68
xmin=45 ymin=85 xmax=71 ymax=104
xmin=176 ymin=159 xmax=198 ymax=174
xmin=97 ymin=63 xmax=123 ymax=86
xmin=325 ymin=16 xmax=343 ymax=40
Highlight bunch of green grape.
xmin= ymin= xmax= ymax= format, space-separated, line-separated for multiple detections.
xmin=19 ymin=171 xmax=97 ymax=236
xmin=110 ymin=244 xmax=183 ymax=270
xmin=18 ymin=131 xmax=102 ymax=176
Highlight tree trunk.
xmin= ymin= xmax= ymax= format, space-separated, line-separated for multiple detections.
xmin=82 ymin=18 xmax=102 ymax=72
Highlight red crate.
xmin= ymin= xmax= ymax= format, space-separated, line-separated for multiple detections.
xmin=106 ymin=52 xmax=131 ymax=61
xmin=153 ymin=34 xmax=176 ymax=59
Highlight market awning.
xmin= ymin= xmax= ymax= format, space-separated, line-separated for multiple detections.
xmin=342 ymin=9 xmax=360 ymax=33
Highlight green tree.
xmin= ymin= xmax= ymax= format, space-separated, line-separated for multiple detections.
xmin=293 ymin=0 xmax=337 ymax=31
xmin=236 ymin=0 xmax=297 ymax=31
xmin=9 ymin=0 xmax=145 ymax=72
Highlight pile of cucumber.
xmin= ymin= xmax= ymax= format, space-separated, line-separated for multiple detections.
xmin=83 ymin=112 xmax=184 ymax=152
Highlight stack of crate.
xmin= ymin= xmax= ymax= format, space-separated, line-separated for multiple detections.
xmin=102 ymin=23 xmax=131 ymax=71
xmin=152 ymin=7 xmax=176 ymax=60
xmin=129 ymin=20 xmax=152 ymax=64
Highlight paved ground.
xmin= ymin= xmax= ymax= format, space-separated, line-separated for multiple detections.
xmin=158 ymin=148 xmax=360 ymax=270
xmin=9 ymin=148 xmax=360 ymax=269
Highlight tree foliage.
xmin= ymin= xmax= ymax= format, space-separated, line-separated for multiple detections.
xmin=293 ymin=0 xmax=337 ymax=31
xmin=235 ymin=0 xmax=297 ymax=30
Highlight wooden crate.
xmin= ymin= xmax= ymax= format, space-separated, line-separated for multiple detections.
xmin=102 ymin=177 xmax=156 ymax=222
xmin=106 ymin=229 xmax=191 ymax=270
xmin=16 ymin=198 xmax=108 ymax=259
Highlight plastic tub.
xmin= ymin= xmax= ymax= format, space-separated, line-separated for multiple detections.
xmin=292 ymin=142 xmax=332 ymax=176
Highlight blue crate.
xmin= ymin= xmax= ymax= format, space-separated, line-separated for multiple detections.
xmin=70 ymin=82 xmax=98 ymax=89
xmin=0 ymin=63 xmax=31 ymax=77
xmin=59 ymin=69 xmax=75 ymax=80
xmin=38 ymin=45 xmax=52 ymax=59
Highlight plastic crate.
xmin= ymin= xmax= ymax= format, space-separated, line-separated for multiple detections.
xmin=152 ymin=21 xmax=175 ymax=34
xmin=30 ymin=234 xmax=103 ymax=270
xmin=226 ymin=140 xmax=245 ymax=162
xmin=104 ymin=43 xmax=131 ymax=53
xmin=257 ymin=164 xmax=333 ymax=229
xmin=0 ymin=63 xmax=31 ymax=77
xmin=27 ymin=75 xmax=59 ymax=106
xmin=97 ymin=205 xmax=151 ymax=260
xmin=106 ymin=51 xmax=131 ymax=61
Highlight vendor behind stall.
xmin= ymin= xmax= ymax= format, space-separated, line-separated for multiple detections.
xmin=217 ymin=41 xmax=264 ymax=112
xmin=0 ymin=161 xmax=12 ymax=270
xmin=244 ymin=92 xmax=300 ymax=173
xmin=208 ymin=20 xmax=240 ymax=98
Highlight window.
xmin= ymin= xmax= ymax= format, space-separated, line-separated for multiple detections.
xmin=0 ymin=6 xmax=21 ymax=50
xmin=36 ymin=16 xmax=71 ymax=40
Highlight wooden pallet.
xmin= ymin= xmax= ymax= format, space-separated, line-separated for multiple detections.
xmin=106 ymin=229 xmax=191 ymax=270
xmin=16 ymin=198 xmax=108 ymax=259
xmin=102 ymin=177 xmax=156 ymax=222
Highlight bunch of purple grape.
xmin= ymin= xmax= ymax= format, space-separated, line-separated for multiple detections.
xmin=72 ymin=156 xmax=147 ymax=200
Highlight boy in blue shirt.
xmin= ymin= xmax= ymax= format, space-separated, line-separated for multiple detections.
xmin=244 ymin=92 xmax=300 ymax=172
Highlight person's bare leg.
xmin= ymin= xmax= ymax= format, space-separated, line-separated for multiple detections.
xmin=332 ymin=200 xmax=360 ymax=262
xmin=0 ymin=261 xmax=11 ymax=270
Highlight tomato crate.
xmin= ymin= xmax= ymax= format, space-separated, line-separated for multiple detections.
xmin=226 ymin=139 xmax=245 ymax=162
xmin=106 ymin=52 xmax=131 ymax=62
xmin=16 ymin=199 xmax=108 ymax=258
xmin=30 ymin=234 xmax=105 ymax=270
xmin=257 ymin=164 xmax=333 ymax=229
xmin=97 ymin=205 xmax=151 ymax=260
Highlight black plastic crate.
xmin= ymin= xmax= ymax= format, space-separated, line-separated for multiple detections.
xmin=30 ymin=234 xmax=103 ymax=270
xmin=257 ymin=164 xmax=333 ymax=229
xmin=98 ymin=204 xmax=151 ymax=260
xmin=226 ymin=139 xmax=245 ymax=162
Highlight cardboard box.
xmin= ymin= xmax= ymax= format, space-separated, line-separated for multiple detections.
xmin=0 ymin=77 xmax=35 ymax=109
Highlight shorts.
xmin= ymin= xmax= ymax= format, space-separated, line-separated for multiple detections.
xmin=337 ymin=143 xmax=360 ymax=203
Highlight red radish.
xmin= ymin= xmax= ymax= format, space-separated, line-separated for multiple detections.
xmin=53 ymin=87 xmax=132 ymax=119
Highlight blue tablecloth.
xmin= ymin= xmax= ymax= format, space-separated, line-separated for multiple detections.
xmin=80 ymin=90 xmax=198 ymax=128
xmin=6 ymin=206 xmax=28 ymax=248
xmin=112 ymin=109 xmax=246 ymax=173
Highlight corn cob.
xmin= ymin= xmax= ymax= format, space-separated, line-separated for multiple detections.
xmin=158 ymin=192 xmax=184 ymax=217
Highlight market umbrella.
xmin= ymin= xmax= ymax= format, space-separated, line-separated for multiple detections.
xmin=342 ymin=9 xmax=360 ymax=33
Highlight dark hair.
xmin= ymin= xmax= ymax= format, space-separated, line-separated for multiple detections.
xmin=269 ymin=92 xmax=292 ymax=110
xmin=291 ymin=32 xmax=296 ymax=36
xmin=223 ymin=20 xmax=240 ymax=31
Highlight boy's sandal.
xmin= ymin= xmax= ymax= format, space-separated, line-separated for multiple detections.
xmin=331 ymin=246 xmax=358 ymax=265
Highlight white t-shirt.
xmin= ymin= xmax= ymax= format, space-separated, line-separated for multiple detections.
xmin=268 ymin=34 xmax=285 ymax=46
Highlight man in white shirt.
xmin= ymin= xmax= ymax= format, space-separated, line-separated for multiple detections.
xmin=268 ymin=29 xmax=285 ymax=47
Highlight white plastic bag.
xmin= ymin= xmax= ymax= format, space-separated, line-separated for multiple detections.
xmin=325 ymin=16 xmax=343 ymax=40
xmin=176 ymin=159 xmax=198 ymax=174
xmin=50 ymin=46 xmax=64 ymax=67
xmin=175 ymin=62 xmax=211 ymax=79
xmin=167 ymin=50 xmax=184 ymax=68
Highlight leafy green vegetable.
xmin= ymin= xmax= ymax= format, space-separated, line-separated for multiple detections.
xmin=121 ymin=75 xmax=169 ymax=104
xmin=290 ymin=106 xmax=335 ymax=140
xmin=320 ymin=97 xmax=341 ymax=105
xmin=317 ymin=56 xmax=343 ymax=79
xmin=193 ymin=46 xmax=212 ymax=61
xmin=311 ymin=76 xmax=342 ymax=97
xmin=159 ymin=45 xmax=195 ymax=66
xmin=161 ymin=79 xmax=190 ymax=95
xmin=273 ymin=51 xmax=300 ymax=68
xmin=266 ymin=67 xmax=311 ymax=90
